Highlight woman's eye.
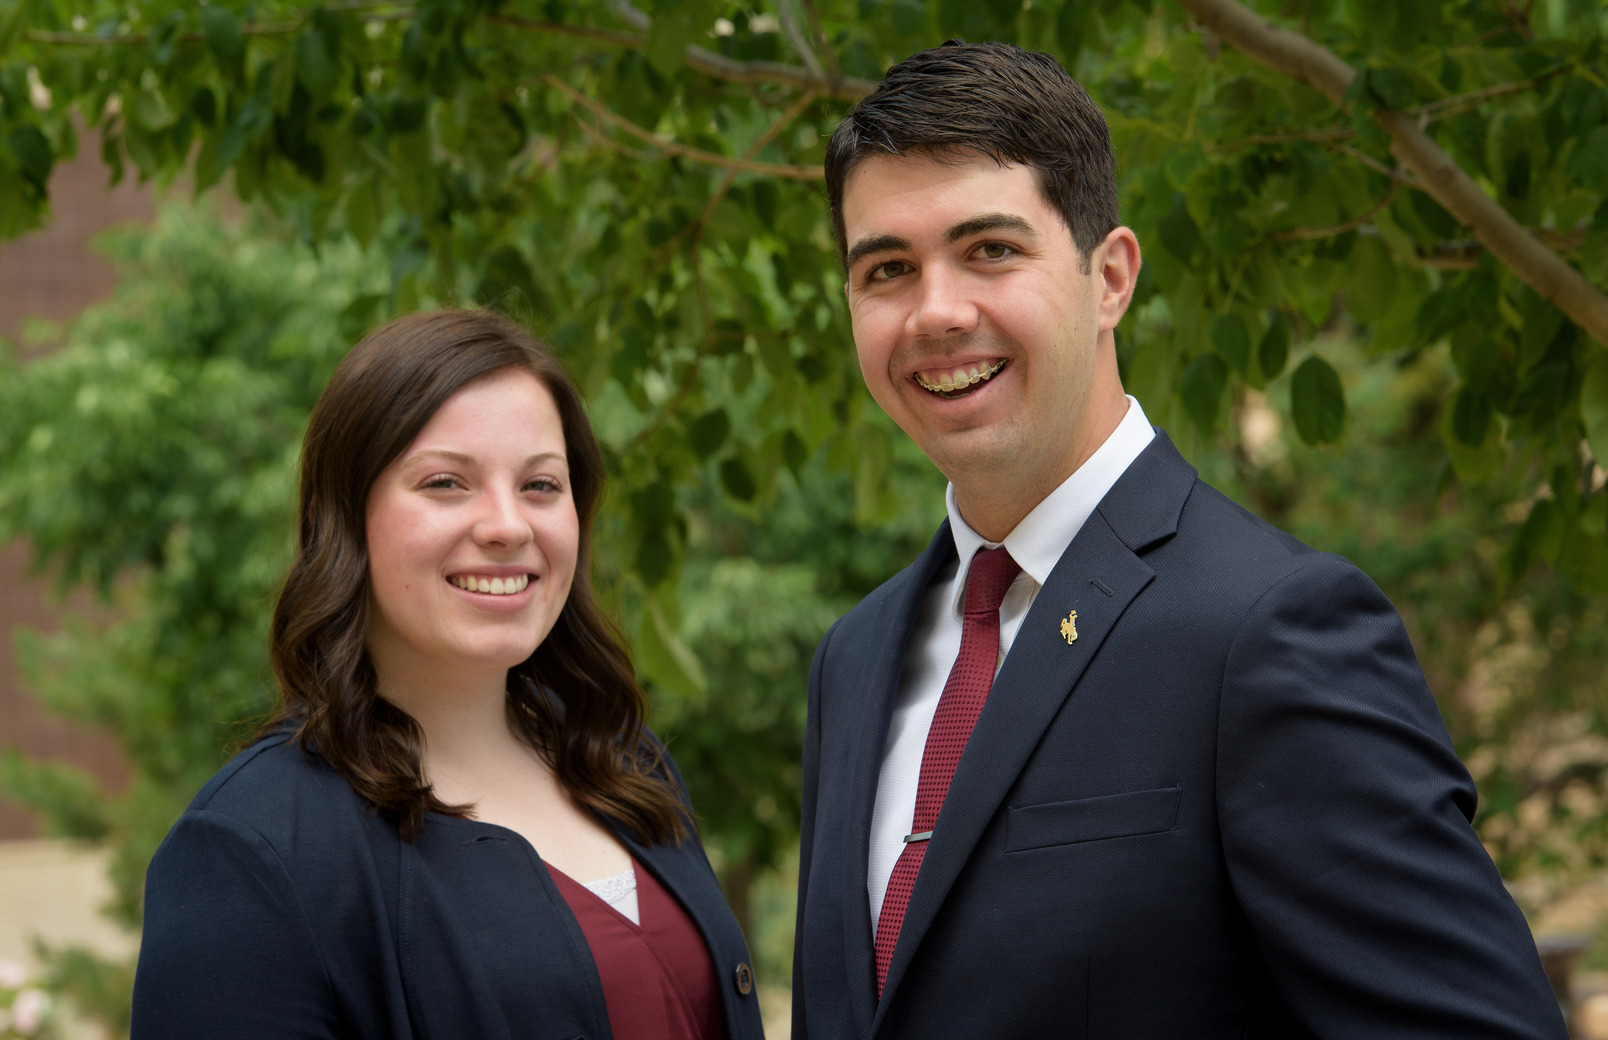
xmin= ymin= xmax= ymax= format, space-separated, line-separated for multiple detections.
xmin=422 ymin=475 xmax=461 ymax=490
xmin=525 ymin=477 xmax=563 ymax=493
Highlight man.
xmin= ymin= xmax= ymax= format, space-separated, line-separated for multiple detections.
xmin=792 ymin=40 xmax=1566 ymax=1039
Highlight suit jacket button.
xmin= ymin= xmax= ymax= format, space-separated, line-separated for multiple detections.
xmin=733 ymin=961 xmax=754 ymax=996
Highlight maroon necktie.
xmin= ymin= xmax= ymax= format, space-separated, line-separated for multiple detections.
xmin=874 ymin=546 xmax=1022 ymax=997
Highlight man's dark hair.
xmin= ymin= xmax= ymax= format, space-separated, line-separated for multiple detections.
xmin=825 ymin=40 xmax=1119 ymax=270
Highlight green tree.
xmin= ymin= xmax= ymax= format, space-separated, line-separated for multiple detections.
xmin=5 ymin=0 xmax=1605 ymax=584
xmin=5 ymin=0 xmax=1608 ymax=1028
xmin=0 ymin=208 xmax=382 ymax=1030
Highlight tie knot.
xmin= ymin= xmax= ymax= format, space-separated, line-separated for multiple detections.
xmin=963 ymin=547 xmax=1021 ymax=616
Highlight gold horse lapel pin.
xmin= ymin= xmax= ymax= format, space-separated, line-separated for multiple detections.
xmin=1060 ymin=610 xmax=1079 ymax=644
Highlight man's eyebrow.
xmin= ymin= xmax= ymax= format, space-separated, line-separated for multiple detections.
xmin=844 ymin=233 xmax=911 ymax=270
xmin=946 ymin=213 xmax=1036 ymax=243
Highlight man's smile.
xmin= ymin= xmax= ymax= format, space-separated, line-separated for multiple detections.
xmin=913 ymin=359 xmax=1009 ymax=398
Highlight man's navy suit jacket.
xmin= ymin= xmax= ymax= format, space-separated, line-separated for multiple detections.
xmin=133 ymin=731 xmax=766 ymax=1040
xmin=793 ymin=432 xmax=1565 ymax=1039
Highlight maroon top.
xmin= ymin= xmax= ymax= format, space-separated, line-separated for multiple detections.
xmin=546 ymin=859 xmax=727 ymax=1040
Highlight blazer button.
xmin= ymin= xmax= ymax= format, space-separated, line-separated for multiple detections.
xmin=733 ymin=961 xmax=754 ymax=996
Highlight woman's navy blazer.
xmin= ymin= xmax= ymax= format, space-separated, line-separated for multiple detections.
xmin=132 ymin=730 xmax=766 ymax=1040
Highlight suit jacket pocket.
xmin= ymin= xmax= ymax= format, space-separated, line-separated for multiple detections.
xmin=1006 ymin=786 xmax=1181 ymax=852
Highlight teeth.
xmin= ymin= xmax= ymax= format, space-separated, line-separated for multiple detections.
xmin=915 ymin=359 xmax=1007 ymax=394
xmin=452 ymin=574 xmax=530 ymax=595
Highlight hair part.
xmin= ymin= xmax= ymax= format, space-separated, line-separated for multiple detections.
xmin=264 ymin=309 xmax=688 ymax=844
xmin=825 ymin=40 xmax=1120 ymax=273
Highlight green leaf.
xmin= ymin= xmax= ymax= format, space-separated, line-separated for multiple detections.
xmin=1057 ymin=0 xmax=1092 ymax=54
xmin=1366 ymin=64 xmax=1417 ymax=110
xmin=345 ymin=177 xmax=381 ymax=249
xmin=1157 ymin=193 xmax=1199 ymax=263
xmin=1290 ymin=356 xmax=1346 ymax=444
xmin=1258 ymin=312 xmax=1289 ymax=380
xmin=1438 ymin=386 xmax=1505 ymax=481
xmin=1180 ymin=353 xmax=1228 ymax=436
xmin=130 ymin=87 xmax=178 ymax=131
xmin=296 ymin=27 xmax=337 ymax=96
xmin=7 ymin=126 xmax=53 ymax=192
xmin=689 ymin=409 xmax=730 ymax=460
xmin=719 ymin=456 xmax=756 ymax=501
xmin=636 ymin=597 xmax=707 ymax=699
xmin=1210 ymin=313 xmax=1251 ymax=374
xmin=1583 ymin=353 xmax=1608 ymax=470
xmin=1504 ymin=498 xmax=1560 ymax=585
xmin=1451 ymin=386 xmax=1491 ymax=446
xmin=1345 ymin=235 xmax=1397 ymax=323
xmin=781 ymin=428 xmax=808 ymax=477
xmin=645 ymin=14 xmax=692 ymax=78
xmin=201 ymin=5 xmax=246 ymax=77
xmin=1415 ymin=286 xmax=1463 ymax=344
xmin=1518 ymin=289 xmax=1565 ymax=370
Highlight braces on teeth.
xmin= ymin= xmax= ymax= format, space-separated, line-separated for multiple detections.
xmin=917 ymin=359 xmax=1007 ymax=394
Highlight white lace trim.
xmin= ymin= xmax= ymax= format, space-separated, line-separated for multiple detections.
xmin=581 ymin=866 xmax=637 ymax=906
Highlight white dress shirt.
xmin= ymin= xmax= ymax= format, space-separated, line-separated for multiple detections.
xmin=866 ymin=397 xmax=1155 ymax=929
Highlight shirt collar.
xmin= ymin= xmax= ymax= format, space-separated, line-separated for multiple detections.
xmin=944 ymin=395 xmax=1155 ymax=616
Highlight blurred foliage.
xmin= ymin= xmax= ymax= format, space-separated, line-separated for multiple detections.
xmin=2 ymin=0 xmax=1608 ymax=1028
xmin=1 ymin=0 xmax=1604 ymax=584
xmin=0 ymin=208 xmax=377 ymax=1028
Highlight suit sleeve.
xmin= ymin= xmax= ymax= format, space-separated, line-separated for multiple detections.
xmin=133 ymin=810 xmax=342 ymax=1039
xmin=1216 ymin=554 xmax=1565 ymax=1039
xmin=791 ymin=618 xmax=837 ymax=1040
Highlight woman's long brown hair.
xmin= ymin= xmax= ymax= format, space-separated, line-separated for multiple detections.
xmin=263 ymin=309 xmax=687 ymax=844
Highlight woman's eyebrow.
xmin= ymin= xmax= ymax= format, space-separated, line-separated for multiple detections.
xmin=404 ymin=449 xmax=567 ymax=468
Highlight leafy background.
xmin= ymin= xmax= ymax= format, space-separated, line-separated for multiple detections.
xmin=1 ymin=0 xmax=1606 ymax=1032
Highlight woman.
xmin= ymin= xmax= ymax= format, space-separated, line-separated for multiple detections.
xmin=132 ymin=310 xmax=764 ymax=1040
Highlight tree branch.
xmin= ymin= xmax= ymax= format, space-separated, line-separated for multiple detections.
xmin=1228 ymin=68 xmax=1574 ymax=150
xmin=542 ymin=75 xmax=824 ymax=180
xmin=1175 ymin=0 xmax=1608 ymax=349
xmin=1274 ymin=179 xmax=1399 ymax=240
xmin=695 ymin=90 xmax=820 ymax=232
xmin=22 ymin=1 xmax=406 ymax=44
xmin=775 ymin=0 xmax=826 ymax=79
xmin=605 ymin=2 xmax=871 ymax=102
xmin=798 ymin=0 xmax=841 ymax=83
xmin=28 ymin=5 xmax=873 ymax=103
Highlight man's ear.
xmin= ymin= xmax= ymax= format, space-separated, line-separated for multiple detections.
xmin=1096 ymin=226 xmax=1142 ymax=333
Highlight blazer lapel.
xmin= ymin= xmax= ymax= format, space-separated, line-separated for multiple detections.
xmin=872 ymin=433 xmax=1196 ymax=1021
xmin=841 ymin=523 xmax=958 ymax=1037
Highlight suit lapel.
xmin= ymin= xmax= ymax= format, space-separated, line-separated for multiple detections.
xmin=842 ymin=524 xmax=958 ymax=1037
xmin=871 ymin=432 xmax=1195 ymax=1022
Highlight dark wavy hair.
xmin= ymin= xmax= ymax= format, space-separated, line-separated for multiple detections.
xmin=825 ymin=39 xmax=1120 ymax=271
xmin=263 ymin=309 xmax=687 ymax=844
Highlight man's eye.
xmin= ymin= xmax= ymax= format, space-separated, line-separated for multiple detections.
xmin=977 ymin=242 xmax=1013 ymax=260
xmin=868 ymin=260 xmax=910 ymax=282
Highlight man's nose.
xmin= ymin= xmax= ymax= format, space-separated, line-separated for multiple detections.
xmin=905 ymin=264 xmax=980 ymax=339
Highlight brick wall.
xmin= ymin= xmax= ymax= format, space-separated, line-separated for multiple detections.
xmin=0 ymin=129 xmax=153 ymax=840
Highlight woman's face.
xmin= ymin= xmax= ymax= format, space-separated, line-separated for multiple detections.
xmin=364 ymin=367 xmax=580 ymax=683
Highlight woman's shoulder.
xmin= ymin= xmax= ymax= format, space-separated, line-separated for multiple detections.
xmin=182 ymin=729 xmax=364 ymax=837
